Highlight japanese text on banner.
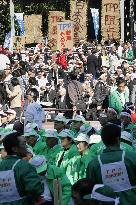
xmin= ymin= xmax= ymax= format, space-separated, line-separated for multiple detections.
xmin=48 ymin=11 xmax=65 ymax=50
xmin=57 ymin=21 xmax=73 ymax=52
xmin=101 ymin=0 xmax=120 ymax=40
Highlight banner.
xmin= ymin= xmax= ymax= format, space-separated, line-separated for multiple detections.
xmin=48 ymin=11 xmax=65 ymax=50
xmin=57 ymin=21 xmax=73 ymax=51
xmin=15 ymin=13 xmax=25 ymax=36
xmin=101 ymin=0 xmax=120 ymax=40
xmin=4 ymin=32 xmax=11 ymax=49
xmin=90 ymin=8 xmax=99 ymax=40
xmin=24 ymin=15 xmax=43 ymax=44
xmin=70 ymin=0 xmax=87 ymax=43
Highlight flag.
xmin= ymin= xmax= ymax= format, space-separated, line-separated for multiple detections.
xmin=4 ymin=32 xmax=11 ymax=49
xmin=10 ymin=0 xmax=15 ymax=51
xmin=90 ymin=8 xmax=99 ymax=40
xmin=15 ymin=13 xmax=25 ymax=36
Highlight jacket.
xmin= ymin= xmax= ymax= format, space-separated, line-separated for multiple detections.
xmin=87 ymin=147 xmax=136 ymax=205
xmin=109 ymin=89 xmax=129 ymax=113
xmin=0 ymin=156 xmax=43 ymax=205
xmin=6 ymin=85 xmax=22 ymax=108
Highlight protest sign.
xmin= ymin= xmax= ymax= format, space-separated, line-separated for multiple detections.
xmin=101 ymin=0 xmax=120 ymax=40
xmin=57 ymin=21 xmax=73 ymax=51
xmin=70 ymin=0 xmax=87 ymax=43
xmin=48 ymin=11 xmax=65 ymax=50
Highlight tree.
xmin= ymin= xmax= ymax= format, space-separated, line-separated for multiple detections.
xmin=0 ymin=0 xmax=70 ymax=43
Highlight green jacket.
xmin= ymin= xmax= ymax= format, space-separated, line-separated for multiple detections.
xmin=66 ymin=149 xmax=92 ymax=185
xmin=47 ymin=165 xmax=71 ymax=205
xmin=109 ymin=90 xmax=129 ymax=113
xmin=87 ymin=147 xmax=136 ymax=205
xmin=89 ymin=141 xmax=135 ymax=160
xmin=56 ymin=144 xmax=78 ymax=172
xmin=46 ymin=144 xmax=62 ymax=165
xmin=0 ymin=156 xmax=43 ymax=205
xmin=127 ymin=48 xmax=134 ymax=65
xmin=33 ymin=138 xmax=47 ymax=156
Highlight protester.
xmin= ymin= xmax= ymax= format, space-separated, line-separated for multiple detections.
xmin=0 ymin=132 xmax=44 ymax=205
xmin=87 ymin=124 xmax=136 ymax=205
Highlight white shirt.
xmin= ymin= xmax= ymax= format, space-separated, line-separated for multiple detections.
xmin=36 ymin=76 xmax=48 ymax=88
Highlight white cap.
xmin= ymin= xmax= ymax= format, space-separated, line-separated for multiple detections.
xmin=121 ymin=131 xmax=133 ymax=143
xmin=89 ymin=135 xmax=101 ymax=144
xmin=54 ymin=115 xmax=66 ymax=122
xmin=46 ymin=129 xmax=58 ymax=138
xmin=58 ymin=129 xmax=74 ymax=139
xmin=80 ymin=123 xmax=93 ymax=134
xmin=24 ymin=130 xmax=39 ymax=138
xmin=75 ymin=133 xmax=89 ymax=144
xmin=25 ymin=123 xmax=38 ymax=133
xmin=73 ymin=115 xmax=85 ymax=123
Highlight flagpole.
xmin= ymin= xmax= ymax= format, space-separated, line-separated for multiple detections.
xmin=10 ymin=0 xmax=15 ymax=52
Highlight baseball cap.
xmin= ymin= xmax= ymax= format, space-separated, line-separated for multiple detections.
xmin=45 ymin=129 xmax=58 ymax=138
xmin=54 ymin=115 xmax=66 ymax=123
xmin=74 ymin=133 xmax=89 ymax=144
xmin=58 ymin=129 xmax=74 ymax=139
xmin=121 ymin=131 xmax=133 ymax=143
xmin=84 ymin=184 xmax=120 ymax=205
xmin=29 ymin=155 xmax=47 ymax=174
xmin=80 ymin=123 xmax=93 ymax=134
xmin=24 ymin=130 xmax=39 ymax=138
xmin=73 ymin=115 xmax=85 ymax=123
xmin=89 ymin=135 xmax=101 ymax=144
xmin=24 ymin=123 xmax=38 ymax=133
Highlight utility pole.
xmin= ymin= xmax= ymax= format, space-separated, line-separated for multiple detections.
xmin=120 ymin=0 xmax=125 ymax=42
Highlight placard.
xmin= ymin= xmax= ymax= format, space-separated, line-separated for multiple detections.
xmin=57 ymin=21 xmax=73 ymax=51
xmin=101 ymin=0 xmax=120 ymax=40
xmin=24 ymin=15 xmax=43 ymax=44
xmin=70 ymin=0 xmax=87 ymax=43
xmin=48 ymin=11 xmax=65 ymax=50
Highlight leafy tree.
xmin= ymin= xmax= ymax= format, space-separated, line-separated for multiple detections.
xmin=0 ymin=0 xmax=70 ymax=43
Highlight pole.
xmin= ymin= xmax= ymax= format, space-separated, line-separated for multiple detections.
xmin=10 ymin=0 xmax=15 ymax=52
xmin=130 ymin=0 xmax=134 ymax=42
xmin=120 ymin=0 xmax=125 ymax=42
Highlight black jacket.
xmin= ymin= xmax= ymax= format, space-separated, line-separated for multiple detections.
xmin=87 ymin=54 xmax=98 ymax=76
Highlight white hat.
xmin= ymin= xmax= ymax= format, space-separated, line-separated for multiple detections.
xmin=80 ymin=123 xmax=93 ymax=134
xmin=24 ymin=123 xmax=38 ymax=133
xmin=58 ymin=129 xmax=74 ymax=139
xmin=121 ymin=131 xmax=133 ymax=143
xmin=73 ymin=115 xmax=85 ymax=123
xmin=24 ymin=130 xmax=39 ymax=138
xmin=54 ymin=115 xmax=66 ymax=123
xmin=75 ymin=133 xmax=89 ymax=144
xmin=64 ymin=119 xmax=72 ymax=125
xmin=89 ymin=135 xmax=101 ymax=144
xmin=46 ymin=129 xmax=58 ymax=138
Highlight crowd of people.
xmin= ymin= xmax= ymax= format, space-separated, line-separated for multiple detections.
xmin=0 ymin=39 xmax=136 ymax=205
